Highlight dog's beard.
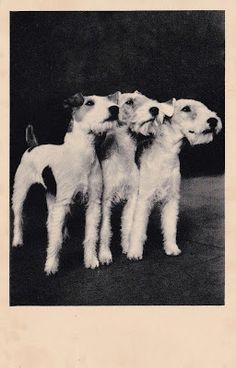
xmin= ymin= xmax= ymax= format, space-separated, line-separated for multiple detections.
xmin=91 ymin=121 xmax=115 ymax=134
xmin=187 ymin=130 xmax=214 ymax=145
xmin=131 ymin=119 xmax=158 ymax=136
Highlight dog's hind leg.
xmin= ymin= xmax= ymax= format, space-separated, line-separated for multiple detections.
xmin=12 ymin=163 xmax=34 ymax=247
xmin=121 ymin=192 xmax=138 ymax=254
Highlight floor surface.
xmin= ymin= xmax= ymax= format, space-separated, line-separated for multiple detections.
xmin=10 ymin=175 xmax=224 ymax=305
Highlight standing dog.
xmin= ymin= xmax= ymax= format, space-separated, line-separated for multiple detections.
xmin=127 ymin=99 xmax=222 ymax=260
xmin=98 ymin=91 xmax=174 ymax=265
xmin=12 ymin=93 xmax=119 ymax=275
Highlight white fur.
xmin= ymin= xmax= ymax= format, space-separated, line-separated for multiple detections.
xmin=98 ymin=91 xmax=174 ymax=264
xmin=12 ymin=95 xmax=118 ymax=275
xmin=127 ymin=98 xmax=222 ymax=260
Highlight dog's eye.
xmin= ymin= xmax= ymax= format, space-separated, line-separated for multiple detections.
xmin=181 ymin=106 xmax=191 ymax=112
xmin=85 ymin=100 xmax=95 ymax=106
xmin=126 ymin=99 xmax=134 ymax=106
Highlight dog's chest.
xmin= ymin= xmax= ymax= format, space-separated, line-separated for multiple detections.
xmin=102 ymin=145 xmax=138 ymax=200
xmin=140 ymin=145 xmax=180 ymax=200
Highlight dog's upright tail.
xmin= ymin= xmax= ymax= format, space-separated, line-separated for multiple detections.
xmin=25 ymin=124 xmax=38 ymax=149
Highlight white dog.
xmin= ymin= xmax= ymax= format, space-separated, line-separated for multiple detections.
xmin=127 ymin=99 xmax=222 ymax=260
xmin=11 ymin=92 xmax=119 ymax=275
xmin=98 ymin=91 xmax=174 ymax=265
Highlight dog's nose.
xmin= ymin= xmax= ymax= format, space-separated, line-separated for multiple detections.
xmin=149 ymin=107 xmax=159 ymax=117
xmin=207 ymin=117 xmax=218 ymax=129
xmin=109 ymin=105 xmax=119 ymax=118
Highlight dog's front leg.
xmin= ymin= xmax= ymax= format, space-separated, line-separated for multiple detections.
xmin=83 ymin=197 xmax=101 ymax=269
xmin=161 ymin=198 xmax=181 ymax=256
xmin=83 ymin=163 xmax=102 ymax=269
xmin=121 ymin=192 xmax=138 ymax=254
xmin=44 ymin=203 xmax=68 ymax=275
xmin=98 ymin=197 xmax=113 ymax=265
xmin=127 ymin=198 xmax=151 ymax=260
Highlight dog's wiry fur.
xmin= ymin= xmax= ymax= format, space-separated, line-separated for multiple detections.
xmin=98 ymin=91 xmax=174 ymax=264
xmin=127 ymin=98 xmax=222 ymax=260
xmin=12 ymin=93 xmax=119 ymax=275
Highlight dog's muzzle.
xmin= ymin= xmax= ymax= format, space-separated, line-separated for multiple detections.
xmin=104 ymin=105 xmax=119 ymax=122
xmin=202 ymin=117 xmax=218 ymax=135
xmin=149 ymin=106 xmax=159 ymax=117
xmin=202 ymin=127 xmax=215 ymax=135
xmin=137 ymin=106 xmax=159 ymax=127
xmin=139 ymin=118 xmax=157 ymax=128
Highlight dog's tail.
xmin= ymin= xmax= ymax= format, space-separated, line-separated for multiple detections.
xmin=25 ymin=124 xmax=38 ymax=149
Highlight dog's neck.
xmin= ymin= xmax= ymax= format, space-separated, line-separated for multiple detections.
xmin=127 ymin=128 xmax=155 ymax=168
xmin=127 ymin=128 xmax=155 ymax=147
xmin=157 ymin=118 xmax=184 ymax=153
xmin=115 ymin=125 xmax=137 ymax=158
xmin=64 ymin=121 xmax=97 ymax=148
xmin=115 ymin=125 xmax=136 ymax=148
xmin=94 ymin=125 xmax=136 ymax=163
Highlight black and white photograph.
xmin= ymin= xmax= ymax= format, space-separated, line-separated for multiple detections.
xmin=10 ymin=11 xmax=224 ymax=306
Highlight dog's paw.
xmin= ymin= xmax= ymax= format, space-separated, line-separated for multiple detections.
xmin=121 ymin=242 xmax=129 ymax=255
xmin=164 ymin=244 xmax=182 ymax=256
xmin=99 ymin=248 xmax=113 ymax=265
xmin=44 ymin=257 xmax=59 ymax=275
xmin=84 ymin=254 xmax=99 ymax=269
xmin=12 ymin=242 xmax=23 ymax=248
xmin=127 ymin=248 xmax=143 ymax=261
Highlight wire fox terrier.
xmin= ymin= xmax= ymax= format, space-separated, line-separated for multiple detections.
xmin=98 ymin=91 xmax=174 ymax=265
xmin=127 ymin=99 xmax=222 ymax=260
xmin=11 ymin=92 xmax=119 ymax=275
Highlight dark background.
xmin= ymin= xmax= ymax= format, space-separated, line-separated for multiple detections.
xmin=10 ymin=12 xmax=224 ymax=305
xmin=10 ymin=11 xmax=224 ymax=182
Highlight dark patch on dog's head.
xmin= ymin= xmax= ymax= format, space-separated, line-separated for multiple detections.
xmin=42 ymin=166 xmax=57 ymax=196
xmin=63 ymin=93 xmax=84 ymax=109
xmin=108 ymin=91 xmax=120 ymax=105
xmin=128 ymin=129 xmax=155 ymax=168
xmin=93 ymin=132 xmax=117 ymax=162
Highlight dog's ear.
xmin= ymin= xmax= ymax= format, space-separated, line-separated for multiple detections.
xmin=63 ymin=93 xmax=84 ymax=109
xmin=134 ymin=90 xmax=142 ymax=95
xmin=159 ymin=98 xmax=176 ymax=117
xmin=108 ymin=91 xmax=121 ymax=105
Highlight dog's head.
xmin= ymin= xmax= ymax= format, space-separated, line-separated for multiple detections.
xmin=118 ymin=91 xmax=175 ymax=136
xmin=64 ymin=92 xmax=119 ymax=134
xmin=171 ymin=99 xmax=222 ymax=145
